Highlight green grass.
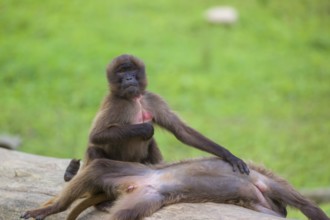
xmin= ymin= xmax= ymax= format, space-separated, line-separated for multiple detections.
xmin=1 ymin=0 xmax=329 ymax=218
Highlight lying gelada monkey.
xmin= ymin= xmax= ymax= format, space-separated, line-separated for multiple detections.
xmin=21 ymin=157 xmax=329 ymax=220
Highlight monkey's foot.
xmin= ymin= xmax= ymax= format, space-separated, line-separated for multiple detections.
xmin=64 ymin=159 xmax=81 ymax=182
xmin=20 ymin=209 xmax=47 ymax=220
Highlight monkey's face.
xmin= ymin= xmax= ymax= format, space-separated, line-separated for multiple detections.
xmin=107 ymin=55 xmax=147 ymax=99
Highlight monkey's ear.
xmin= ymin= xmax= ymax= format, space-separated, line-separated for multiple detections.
xmin=106 ymin=64 xmax=119 ymax=83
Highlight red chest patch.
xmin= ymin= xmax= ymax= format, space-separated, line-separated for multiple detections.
xmin=142 ymin=111 xmax=153 ymax=122
xmin=134 ymin=96 xmax=153 ymax=123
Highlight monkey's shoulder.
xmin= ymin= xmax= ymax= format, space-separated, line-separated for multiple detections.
xmin=143 ymin=91 xmax=164 ymax=100
xmin=142 ymin=91 xmax=169 ymax=108
xmin=92 ymin=99 xmax=137 ymax=125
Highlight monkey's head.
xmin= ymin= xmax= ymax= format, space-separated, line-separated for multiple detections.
xmin=107 ymin=54 xmax=147 ymax=99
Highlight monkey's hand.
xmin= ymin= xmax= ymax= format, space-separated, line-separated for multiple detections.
xmin=225 ymin=154 xmax=250 ymax=175
xmin=138 ymin=123 xmax=154 ymax=140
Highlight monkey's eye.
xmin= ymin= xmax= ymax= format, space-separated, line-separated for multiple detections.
xmin=118 ymin=67 xmax=127 ymax=72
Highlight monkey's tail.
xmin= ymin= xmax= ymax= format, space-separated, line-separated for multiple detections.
xmin=269 ymin=180 xmax=329 ymax=220
xmin=66 ymin=193 xmax=108 ymax=220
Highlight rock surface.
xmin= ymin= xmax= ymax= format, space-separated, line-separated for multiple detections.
xmin=0 ymin=148 xmax=286 ymax=220
xmin=0 ymin=134 xmax=21 ymax=150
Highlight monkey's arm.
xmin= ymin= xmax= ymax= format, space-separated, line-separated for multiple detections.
xmin=151 ymin=95 xmax=249 ymax=174
xmin=89 ymin=123 xmax=154 ymax=145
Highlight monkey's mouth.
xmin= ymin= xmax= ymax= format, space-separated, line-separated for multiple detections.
xmin=123 ymin=84 xmax=139 ymax=96
xmin=123 ymin=83 xmax=138 ymax=89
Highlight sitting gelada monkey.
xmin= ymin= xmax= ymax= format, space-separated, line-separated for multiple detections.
xmin=21 ymin=158 xmax=329 ymax=220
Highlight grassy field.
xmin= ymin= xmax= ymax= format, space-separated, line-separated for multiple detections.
xmin=1 ymin=0 xmax=329 ymax=218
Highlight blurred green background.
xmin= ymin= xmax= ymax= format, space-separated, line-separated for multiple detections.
xmin=1 ymin=0 xmax=329 ymax=218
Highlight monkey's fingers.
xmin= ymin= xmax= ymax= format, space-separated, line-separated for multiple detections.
xmin=228 ymin=157 xmax=250 ymax=175
xmin=237 ymin=160 xmax=250 ymax=175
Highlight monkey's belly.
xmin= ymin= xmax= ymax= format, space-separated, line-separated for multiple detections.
xmin=118 ymin=140 xmax=150 ymax=161
xmin=158 ymin=159 xmax=250 ymax=189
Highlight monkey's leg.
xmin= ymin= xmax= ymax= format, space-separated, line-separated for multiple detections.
xmin=21 ymin=169 xmax=94 ymax=220
xmin=248 ymin=169 xmax=329 ymax=220
xmin=45 ymin=159 xmax=82 ymax=206
xmin=41 ymin=195 xmax=58 ymax=207
xmin=66 ymin=193 xmax=109 ymax=220
xmin=21 ymin=192 xmax=86 ymax=220
xmin=267 ymin=181 xmax=330 ymax=220
xmin=109 ymin=188 xmax=164 ymax=220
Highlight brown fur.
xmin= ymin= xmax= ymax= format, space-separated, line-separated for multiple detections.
xmin=22 ymin=158 xmax=329 ymax=220
xmin=66 ymin=194 xmax=108 ymax=220
xmin=64 ymin=54 xmax=249 ymax=182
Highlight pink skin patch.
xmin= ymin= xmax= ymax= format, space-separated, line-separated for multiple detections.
xmin=142 ymin=111 xmax=153 ymax=122
xmin=126 ymin=185 xmax=137 ymax=193
xmin=254 ymin=180 xmax=268 ymax=193
xmin=134 ymin=96 xmax=153 ymax=123
xmin=253 ymin=180 xmax=271 ymax=209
